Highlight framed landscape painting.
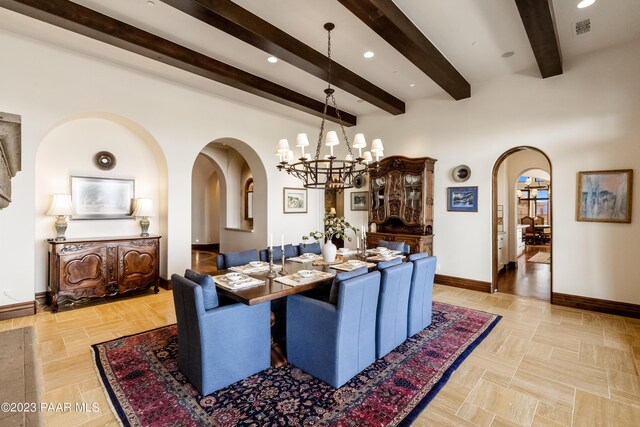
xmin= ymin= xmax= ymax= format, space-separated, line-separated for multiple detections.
xmin=350 ymin=191 xmax=368 ymax=211
xmin=576 ymin=169 xmax=633 ymax=223
xmin=447 ymin=186 xmax=478 ymax=212
xmin=283 ymin=187 xmax=307 ymax=214
xmin=70 ymin=176 xmax=134 ymax=220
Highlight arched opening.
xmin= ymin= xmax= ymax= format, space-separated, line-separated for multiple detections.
xmin=34 ymin=113 xmax=169 ymax=294
xmin=190 ymin=138 xmax=267 ymax=273
xmin=492 ymin=147 xmax=552 ymax=300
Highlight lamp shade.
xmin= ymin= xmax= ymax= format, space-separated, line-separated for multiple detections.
xmin=352 ymin=133 xmax=366 ymax=149
xmin=371 ymin=139 xmax=384 ymax=153
xmin=285 ymin=150 xmax=295 ymax=163
xmin=345 ymin=154 xmax=354 ymax=161
xmin=46 ymin=194 xmax=73 ymax=216
xmin=325 ymin=131 xmax=339 ymax=146
xmin=132 ymin=198 xmax=153 ymax=217
xmin=295 ymin=133 xmax=309 ymax=147
xmin=277 ymin=139 xmax=290 ymax=153
xmin=363 ymin=151 xmax=373 ymax=163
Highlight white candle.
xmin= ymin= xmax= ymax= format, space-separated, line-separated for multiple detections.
xmin=356 ymin=235 xmax=360 ymax=251
xmin=281 ymin=234 xmax=284 ymax=250
xmin=270 ymin=233 xmax=273 ymax=249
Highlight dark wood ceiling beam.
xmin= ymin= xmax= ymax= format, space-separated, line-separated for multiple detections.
xmin=0 ymin=0 xmax=356 ymax=125
xmin=161 ymin=0 xmax=405 ymax=115
xmin=337 ymin=0 xmax=470 ymax=100
xmin=515 ymin=0 xmax=563 ymax=78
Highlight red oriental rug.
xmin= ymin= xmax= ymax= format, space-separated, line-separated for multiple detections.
xmin=92 ymin=302 xmax=500 ymax=426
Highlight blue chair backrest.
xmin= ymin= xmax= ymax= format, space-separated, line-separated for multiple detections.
xmin=217 ymin=249 xmax=259 ymax=269
xmin=259 ymin=244 xmax=297 ymax=262
xmin=171 ymin=274 xmax=205 ymax=385
xmin=407 ymin=255 xmax=437 ymax=336
xmin=379 ymin=240 xmax=410 ymax=254
xmin=376 ymin=262 xmax=413 ymax=358
xmin=298 ymin=241 xmax=321 ymax=255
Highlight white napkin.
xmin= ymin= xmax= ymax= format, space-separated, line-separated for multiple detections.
xmin=229 ymin=262 xmax=271 ymax=273
xmin=289 ymin=254 xmax=322 ymax=263
xmin=366 ymin=254 xmax=403 ymax=262
xmin=332 ymin=261 xmax=376 ymax=272
xmin=274 ymin=271 xmax=334 ymax=286
xmin=213 ymin=274 xmax=264 ymax=290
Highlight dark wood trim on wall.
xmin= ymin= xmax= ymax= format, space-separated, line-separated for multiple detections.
xmin=0 ymin=301 xmax=36 ymax=320
xmin=435 ymin=274 xmax=492 ymax=293
xmin=35 ymin=291 xmax=48 ymax=306
xmin=552 ymin=292 xmax=640 ymax=319
xmin=192 ymin=243 xmax=219 ymax=252
xmin=159 ymin=276 xmax=172 ymax=291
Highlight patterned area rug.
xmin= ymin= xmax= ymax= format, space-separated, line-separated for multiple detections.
xmin=92 ymin=302 xmax=500 ymax=426
xmin=528 ymin=252 xmax=551 ymax=264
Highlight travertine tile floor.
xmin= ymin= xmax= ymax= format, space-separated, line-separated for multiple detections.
xmin=1 ymin=285 xmax=639 ymax=426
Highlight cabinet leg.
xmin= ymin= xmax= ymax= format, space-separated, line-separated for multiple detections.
xmin=154 ymin=282 xmax=159 ymax=294
xmin=51 ymin=293 xmax=59 ymax=313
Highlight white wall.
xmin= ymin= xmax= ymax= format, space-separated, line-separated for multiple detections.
xmin=191 ymin=154 xmax=219 ymax=244
xmin=357 ymin=40 xmax=640 ymax=304
xmin=0 ymin=29 xmax=322 ymax=306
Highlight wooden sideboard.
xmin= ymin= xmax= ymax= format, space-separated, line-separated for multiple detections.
xmin=47 ymin=235 xmax=160 ymax=312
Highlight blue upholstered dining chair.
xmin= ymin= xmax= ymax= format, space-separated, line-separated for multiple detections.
xmin=286 ymin=270 xmax=381 ymax=388
xmin=375 ymin=259 xmax=413 ymax=358
xmin=298 ymin=241 xmax=321 ymax=255
xmin=258 ymin=244 xmax=298 ymax=262
xmin=171 ymin=272 xmax=270 ymax=396
xmin=216 ymin=249 xmax=259 ymax=270
xmin=407 ymin=253 xmax=437 ymax=337
xmin=378 ymin=239 xmax=411 ymax=255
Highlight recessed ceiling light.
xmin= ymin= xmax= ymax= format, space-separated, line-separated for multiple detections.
xmin=577 ymin=0 xmax=595 ymax=8
xmin=363 ymin=51 xmax=374 ymax=59
xmin=267 ymin=56 xmax=278 ymax=63
xmin=393 ymin=70 xmax=399 ymax=75
xmin=471 ymin=41 xmax=478 ymax=47
xmin=146 ymin=0 xmax=155 ymax=6
xmin=409 ymin=83 xmax=415 ymax=87
xmin=356 ymin=99 xmax=364 ymax=103
xmin=501 ymin=51 xmax=515 ymax=58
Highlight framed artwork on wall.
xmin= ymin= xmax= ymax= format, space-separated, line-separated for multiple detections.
xmin=576 ymin=169 xmax=633 ymax=223
xmin=447 ymin=186 xmax=478 ymax=212
xmin=283 ymin=187 xmax=307 ymax=214
xmin=70 ymin=176 xmax=135 ymax=220
xmin=350 ymin=191 xmax=368 ymax=211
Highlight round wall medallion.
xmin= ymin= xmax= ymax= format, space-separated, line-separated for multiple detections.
xmin=353 ymin=174 xmax=367 ymax=189
xmin=452 ymin=165 xmax=471 ymax=182
xmin=94 ymin=151 xmax=116 ymax=170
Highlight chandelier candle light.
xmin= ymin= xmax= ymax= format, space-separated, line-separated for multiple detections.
xmin=276 ymin=23 xmax=383 ymax=190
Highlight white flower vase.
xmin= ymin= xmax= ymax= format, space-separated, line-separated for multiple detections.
xmin=322 ymin=241 xmax=337 ymax=263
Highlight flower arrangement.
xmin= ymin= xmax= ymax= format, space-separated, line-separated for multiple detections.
xmin=303 ymin=211 xmax=357 ymax=244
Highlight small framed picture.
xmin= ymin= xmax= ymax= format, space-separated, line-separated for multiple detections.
xmin=283 ymin=187 xmax=307 ymax=214
xmin=576 ymin=169 xmax=633 ymax=223
xmin=350 ymin=191 xmax=369 ymax=211
xmin=447 ymin=186 xmax=478 ymax=212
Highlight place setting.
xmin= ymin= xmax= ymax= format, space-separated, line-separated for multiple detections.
xmin=332 ymin=258 xmax=375 ymax=272
xmin=366 ymin=246 xmax=403 ymax=262
xmin=229 ymin=260 xmax=272 ymax=274
xmin=274 ymin=269 xmax=334 ymax=286
xmin=288 ymin=252 xmax=322 ymax=263
xmin=213 ymin=272 xmax=264 ymax=290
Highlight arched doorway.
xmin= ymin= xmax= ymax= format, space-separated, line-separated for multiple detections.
xmin=492 ymin=147 xmax=552 ymax=300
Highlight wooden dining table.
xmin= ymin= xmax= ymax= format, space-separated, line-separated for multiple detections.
xmin=213 ymin=252 xmax=398 ymax=366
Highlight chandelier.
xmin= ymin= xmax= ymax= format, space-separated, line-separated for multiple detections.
xmin=275 ymin=23 xmax=384 ymax=190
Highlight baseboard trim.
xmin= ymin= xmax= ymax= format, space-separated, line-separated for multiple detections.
xmin=552 ymin=292 xmax=640 ymax=319
xmin=35 ymin=291 xmax=48 ymax=306
xmin=435 ymin=274 xmax=492 ymax=293
xmin=0 ymin=300 xmax=36 ymax=320
xmin=159 ymin=276 xmax=172 ymax=291
xmin=191 ymin=243 xmax=219 ymax=252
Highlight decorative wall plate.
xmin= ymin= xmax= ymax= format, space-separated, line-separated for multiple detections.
xmin=452 ymin=165 xmax=471 ymax=182
xmin=353 ymin=173 xmax=368 ymax=189
xmin=94 ymin=151 xmax=116 ymax=170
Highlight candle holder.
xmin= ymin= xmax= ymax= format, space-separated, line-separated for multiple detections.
xmin=279 ymin=250 xmax=288 ymax=276
xmin=266 ymin=247 xmax=278 ymax=279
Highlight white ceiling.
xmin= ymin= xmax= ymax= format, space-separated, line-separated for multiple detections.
xmin=1 ymin=0 xmax=639 ymax=121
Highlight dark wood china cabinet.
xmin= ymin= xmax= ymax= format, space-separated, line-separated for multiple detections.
xmin=367 ymin=156 xmax=436 ymax=255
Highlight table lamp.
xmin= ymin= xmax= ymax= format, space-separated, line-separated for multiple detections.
xmin=46 ymin=194 xmax=73 ymax=241
xmin=132 ymin=198 xmax=153 ymax=236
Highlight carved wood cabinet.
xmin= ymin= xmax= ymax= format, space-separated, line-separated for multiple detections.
xmin=368 ymin=155 xmax=436 ymax=254
xmin=47 ymin=235 xmax=160 ymax=312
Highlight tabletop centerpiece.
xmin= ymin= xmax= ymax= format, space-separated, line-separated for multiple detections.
xmin=303 ymin=210 xmax=357 ymax=262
